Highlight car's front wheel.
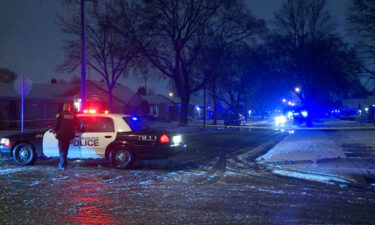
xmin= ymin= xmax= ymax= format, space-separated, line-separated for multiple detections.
xmin=108 ymin=147 xmax=134 ymax=169
xmin=13 ymin=143 xmax=37 ymax=166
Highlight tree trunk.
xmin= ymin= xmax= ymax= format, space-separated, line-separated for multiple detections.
xmin=108 ymin=88 xmax=114 ymax=113
xmin=179 ymin=96 xmax=190 ymax=126
xmin=213 ymin=95 xmax=218 ymax=125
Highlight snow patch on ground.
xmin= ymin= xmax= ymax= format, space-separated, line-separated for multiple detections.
xmin=0 ymin=167 xmax=33 ymax=175
xmin=272 ymin=169 xmax=349 ymax=184
xmin=257 ymin=130 xmax=345 ymax=162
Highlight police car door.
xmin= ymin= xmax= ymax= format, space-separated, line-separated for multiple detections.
xmin=79 ymin=116 xmax=116 ymax=158
xmin=43 ymin=130 xmax=81 ymax=158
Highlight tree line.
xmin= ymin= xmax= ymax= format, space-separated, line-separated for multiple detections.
xmin=57 ymin=0 xmax=374 ymax=125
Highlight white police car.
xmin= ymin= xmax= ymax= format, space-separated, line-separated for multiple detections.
xmin=0 ymin=113 xmax=184 ymax=169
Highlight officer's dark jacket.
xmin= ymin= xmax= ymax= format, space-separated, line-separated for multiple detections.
xmin=55 ymin=110 xmax=79 ymax=139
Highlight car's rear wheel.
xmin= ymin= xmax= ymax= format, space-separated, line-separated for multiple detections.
xmin=13 ymin=143 xmax=37 ymax=166
xmin=109 ymin=147 xmax=134 ymax=169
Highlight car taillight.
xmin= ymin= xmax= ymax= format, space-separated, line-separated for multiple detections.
xmin=159 ymin=134 xmax=170 ymax=144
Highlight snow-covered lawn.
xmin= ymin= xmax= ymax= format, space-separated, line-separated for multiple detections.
xmin=257 ymin=130 xmax=345 ymax=162
xmin=257 ymin=129 xmax=375 ymax=185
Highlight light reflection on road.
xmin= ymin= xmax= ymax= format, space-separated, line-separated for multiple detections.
xmin=61 ymin=178 xmax=122 ymax=225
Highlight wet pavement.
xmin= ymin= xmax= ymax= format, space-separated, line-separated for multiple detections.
xmin=1 ymin=129 xmax=375 ymax=224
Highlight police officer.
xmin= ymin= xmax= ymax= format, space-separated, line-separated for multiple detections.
xmin=54 ymin=103 xmax=79 ymax=170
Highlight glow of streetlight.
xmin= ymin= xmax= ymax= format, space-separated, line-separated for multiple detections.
xmin=282 ymin=98 xmax=287 ymax=103
xmin=169 ymin=92 xmax=174 ymax=97
xmin=295 ymin=87 xmax=301 ymax=93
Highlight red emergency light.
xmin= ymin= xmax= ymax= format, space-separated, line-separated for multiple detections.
xmin=82 ymin=109 xmax=97 ymax=114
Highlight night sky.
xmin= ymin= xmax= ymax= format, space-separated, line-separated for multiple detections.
xmin=0 ymin=0 xmax=352 ymax=94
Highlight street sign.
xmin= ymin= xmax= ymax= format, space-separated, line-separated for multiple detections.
xmin=14 ymin=76 xmax=32 ymax=95
xmin=14 ymin=76 xmax=32 ymax=133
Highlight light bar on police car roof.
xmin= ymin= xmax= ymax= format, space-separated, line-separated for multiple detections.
xmin=83 ymin=109 xmax=97 ymax=114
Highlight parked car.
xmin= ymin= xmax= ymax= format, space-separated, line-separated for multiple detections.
xmin=224 ymin=113 xmax=246 ymax=126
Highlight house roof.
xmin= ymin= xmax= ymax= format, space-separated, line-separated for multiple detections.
xmin=142 ymin=94 xmax=176 ymax=106
xmin=0 ymin=80 xmax=140 ymax=106
xmin=89 ymin=80 xmax=141 ymax=105
xmin=0 ymin=83 xmax=74 ymax=100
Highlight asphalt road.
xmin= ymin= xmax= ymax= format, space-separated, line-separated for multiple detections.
xmin=1 ymin=129 xmax=375 ymax=225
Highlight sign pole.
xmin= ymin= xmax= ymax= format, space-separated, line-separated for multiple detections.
xmin=80 ymin=0 xmax=87 ymax=111
xmin=21 ymin=77 xmax=25 ymax=133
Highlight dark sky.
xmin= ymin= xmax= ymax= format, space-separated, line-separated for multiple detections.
xmin=0 ymin=0 xmax=353 ymax=94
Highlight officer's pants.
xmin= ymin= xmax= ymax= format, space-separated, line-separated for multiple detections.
xmin=58 ymin=137 xmax=71 ymax=167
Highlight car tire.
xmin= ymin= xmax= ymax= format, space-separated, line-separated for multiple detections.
xmin=108 ymin=147 xmax=134 ymax=169
xmin=13 ymin=143 xmax=37 ymax=166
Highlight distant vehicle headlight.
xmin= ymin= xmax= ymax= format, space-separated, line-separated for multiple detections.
xmin=301 ymin=111 xmax=308 ymax=117
xmin=172 ymin=135 xmax=182 ymax=146
xmin=275 ymin=116 xmax=287 ymax=125
xmin=0 ymin=138 xmax=11 ymax=147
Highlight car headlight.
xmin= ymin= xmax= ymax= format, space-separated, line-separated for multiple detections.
xmin=172 ymin=135 xmax=182 ymax=146
xmin=275 ymin=116 xmax=287 ymax=125
xmin=0 ymin=138 xmax=11 ymax=147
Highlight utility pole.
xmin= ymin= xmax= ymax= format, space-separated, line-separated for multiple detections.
xmin=80 ymin=0 xmax=87 ymax=111
xmin=203 ymin=77 xmax=206 ymax=128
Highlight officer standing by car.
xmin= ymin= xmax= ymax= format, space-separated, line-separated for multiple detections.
xmin=54 ymin=103 xmax=79 ymax=170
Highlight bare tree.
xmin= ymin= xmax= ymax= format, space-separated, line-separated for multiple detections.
xmin=198 ymin=0 xmax=266 ymax=124
xmin=348 ymin=0 xmax=375 ymax=91
xmin=115 ymin=0 xmax=222 ymax=125
xmin=59 ymin=0 xmax=139 ymax=112
xmin=0 ymin=68 xmax=17 ymax=83
xmin=270 ymin=0 xmax=361 ymax=112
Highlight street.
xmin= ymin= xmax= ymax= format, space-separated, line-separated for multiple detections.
xmin=1 ymin=129 xmax=375 ymax=225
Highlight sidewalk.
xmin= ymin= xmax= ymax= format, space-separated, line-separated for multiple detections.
xmin=257 ymin=129 xmax=375 ymax=186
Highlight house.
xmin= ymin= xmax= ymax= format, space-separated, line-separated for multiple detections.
xmin=342 ymin=96 xmax=375 ymax=109
xmin=141 ymin=94 xmax=178 ymax=121
xmin=0 ymin=79 xmax=143 ymax=129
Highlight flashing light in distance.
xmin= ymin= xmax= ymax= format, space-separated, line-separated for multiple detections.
xmin=104 ymin=110 xmax=109 ymax=114
xmin=0 ymin=138 xmax=10 ymax=147
xmin=365 ymin=107 xmax=369 ymax=112
xmin=301 ymin=110 xmax=308 ymax=118
xmin=275 ymin=115 xmax=287 ymax=126
xmin=282 ymin=98 xmax=287 ymax=103
xmin=248 ymin=110 xmax=252 ymax=115
xmin=159 ymin=134 xmax=170 ymax=144
xmin=195 ymin=106 xmax=201 ymax=111
xmin=287 ymin=111 xmax=293 ymax=119
xmin=288 ymin=101 xmax=295 ymax=106
xmin=295 ymin=87 xmax=301 ymax=93
xmin=169 ymin=92 xmax=174 ymax=97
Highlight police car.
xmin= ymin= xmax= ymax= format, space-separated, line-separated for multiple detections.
xmin=0 ymin=113 xmax=184 ymax=169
